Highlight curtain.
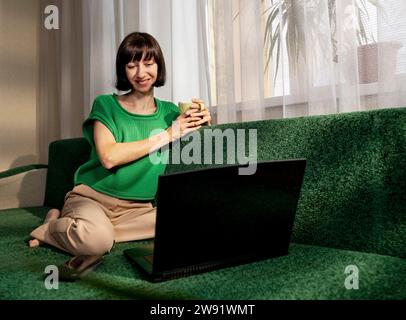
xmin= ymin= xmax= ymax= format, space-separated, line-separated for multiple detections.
xmin=38 ymin=0 xmax=138 ymax=163
xmin=38 ymin=0 xmax=84 ymax=163
xmin=37 ymin=0 xmax=406 ymax=157
xmin=207 ymin=0 xmax=265 ymax=124
xmin=138 ymin=0 xmax=210 ymax=105
xmin=206 ymin=0 xmax=406 ymax=123
xmin=82 ymin=0 xmax=140 ymax=114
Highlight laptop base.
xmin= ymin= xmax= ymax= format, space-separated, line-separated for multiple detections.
xmin=124 ymin=244 xmax=289 ymax=283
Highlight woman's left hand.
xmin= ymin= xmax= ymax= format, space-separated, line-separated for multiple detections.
xmin=190 ymin=98 xmax=212 ymax=126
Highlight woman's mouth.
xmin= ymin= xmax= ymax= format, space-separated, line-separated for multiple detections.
xmin=136 ymin=79 xmax=150 ymax=86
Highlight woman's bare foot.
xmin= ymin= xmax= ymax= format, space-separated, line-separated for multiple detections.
xmin=28 ymin=209 xmax=61 ymax=248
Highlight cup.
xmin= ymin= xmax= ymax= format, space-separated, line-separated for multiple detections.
xmin=178 ymin=101 xmax=195 ymax=114
xmin=178 ymin=100 xmax=210 ymax=126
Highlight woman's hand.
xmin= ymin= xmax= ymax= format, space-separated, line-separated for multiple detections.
xmin=190 ymin=98 xmax=212 ymax=126
xmin=167 ymin=110 xmax=202 ymax=142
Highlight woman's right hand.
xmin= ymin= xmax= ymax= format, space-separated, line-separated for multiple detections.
xmin=167 ymin=110 xmax=202 ymax=142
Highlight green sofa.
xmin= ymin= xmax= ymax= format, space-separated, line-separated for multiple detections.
xmin=0 ymin=107 xmax=405 ymax=300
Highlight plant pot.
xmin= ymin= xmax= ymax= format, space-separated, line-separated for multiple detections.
xmin=357 ymin=41 xmax=403 ymax=84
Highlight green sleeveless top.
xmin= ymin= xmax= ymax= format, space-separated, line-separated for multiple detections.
xmin=74 ymin=94 xmax=180 ymax=200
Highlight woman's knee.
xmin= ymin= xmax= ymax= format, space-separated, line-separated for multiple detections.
xmin=50 ymin=217 xmax=115 ymax=256
xmin=73 ymin=223 xmax=115 ymax=256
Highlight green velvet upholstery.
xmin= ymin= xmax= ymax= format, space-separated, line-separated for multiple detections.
xmin=43 ymin=138 xmax=91 ymax=210
xmin=0 ymin=107 xmax=405 ymax=300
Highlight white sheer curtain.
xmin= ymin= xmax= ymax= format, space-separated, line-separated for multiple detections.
xmin=206 ymin=0 xmax=406 ymax=123
xmin=38 ymin=0 xmax=406 ymax=161
xmin=207 ymin=0 xmax=266 ymax=124
xmin=138 ymin=0 xmax=210 ymax=105
xmin=276 ymin=0 xmax=406 ymax=117
xmin=82 ymin=0 xmax=119 ymax=117
xmin=82 ymin=0 xmax=140 ymax=115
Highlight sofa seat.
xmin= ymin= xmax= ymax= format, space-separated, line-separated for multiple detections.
xmin=0 ymin=206 xmax=404 ymax=300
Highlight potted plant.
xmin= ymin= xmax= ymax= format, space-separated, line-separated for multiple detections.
xmin=263 ymin=0 xmax=402 ymax=84
xmin=357 ymin=41 xmax=402 ymax=84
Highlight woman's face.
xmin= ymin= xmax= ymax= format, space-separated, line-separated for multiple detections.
xmin=125 ymin=55 xmax=158 ymax=93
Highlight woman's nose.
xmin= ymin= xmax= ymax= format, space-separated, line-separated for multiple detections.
xmin=136 ymin=65 xmax=146 ymax=77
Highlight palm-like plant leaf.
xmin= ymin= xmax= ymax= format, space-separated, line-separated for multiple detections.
xmin=263 ymin=0 xmax=381 ymax=85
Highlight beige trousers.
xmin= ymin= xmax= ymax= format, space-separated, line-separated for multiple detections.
xmin=30 ymin=184 xmax=156 ymax=256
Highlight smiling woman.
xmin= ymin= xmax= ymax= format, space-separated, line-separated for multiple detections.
xmin=113 ymin=33 xmax=166 ymax=115
xmin=115 ymin=32 xmax=166 ymax=92
xmin=28 ymin=32 xmax=212 ymax=256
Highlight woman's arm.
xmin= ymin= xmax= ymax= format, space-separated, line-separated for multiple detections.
xmin=94 ymin=111 xmax=202 ymax=170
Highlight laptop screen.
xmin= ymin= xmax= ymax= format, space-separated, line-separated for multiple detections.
xmin=152 ymin=159 xmax=306 ymax=273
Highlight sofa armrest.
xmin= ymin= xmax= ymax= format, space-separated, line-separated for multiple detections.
xmin=0 ymin=164 xmax=48 ymax=210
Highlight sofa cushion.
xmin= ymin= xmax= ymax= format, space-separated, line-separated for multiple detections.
xmin=0 ymin=207 xmax=404 ymax=300
xmin=44 ymin=138 xmax=91 ymax=210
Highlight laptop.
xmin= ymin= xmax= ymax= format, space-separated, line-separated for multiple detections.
xmin=124 ymin=159 xmax=306 ymax=282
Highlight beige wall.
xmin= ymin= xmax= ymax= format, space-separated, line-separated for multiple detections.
xmin=0 ymin=0 xmax=39 ymax=171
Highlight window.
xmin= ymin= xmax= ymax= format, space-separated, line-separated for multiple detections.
xmin=206 ymin=0 xmax=405 ymax=106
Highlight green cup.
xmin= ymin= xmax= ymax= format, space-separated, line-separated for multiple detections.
xmin=178 ymin=101 xmax=210 ymax=126
xmin=178 ymin=102 xmax=195 ymax=114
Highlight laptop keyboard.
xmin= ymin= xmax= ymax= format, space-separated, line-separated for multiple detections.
xmin=162 ymin=261 xmax=225 ymax=280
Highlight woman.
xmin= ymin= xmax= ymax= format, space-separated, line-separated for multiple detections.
xmin=28 ymin=32 xmax=211 ymax=256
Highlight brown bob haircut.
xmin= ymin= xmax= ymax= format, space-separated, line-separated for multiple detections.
xmin=115 ymin=32 xmax=166 ymax=91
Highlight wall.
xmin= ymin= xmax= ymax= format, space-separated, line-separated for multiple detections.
xmin=0 ymin=0 xmax=39 ymax=171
